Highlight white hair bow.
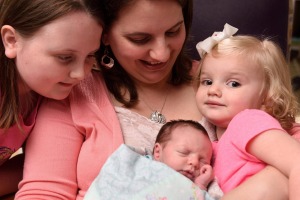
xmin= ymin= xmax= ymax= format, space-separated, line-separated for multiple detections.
xmin=196 ymin=23 xmax=238 ymax=58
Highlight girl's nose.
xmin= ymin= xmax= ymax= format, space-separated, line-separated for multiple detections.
xmin=69 ymin=62 xmax=90 ymax=81
xmin=207 ymin=84 xmax=222 ymax=97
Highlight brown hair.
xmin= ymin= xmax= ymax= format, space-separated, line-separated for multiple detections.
xmin=200 ymin=35 xmax=299 ymax=130
xmin=0 ymin=0 xmax=104 ymax=130
xmin=155 ymin=119 xmax=209 ymax=146
xmin=98 ymin=0 xmax=194 ymax=107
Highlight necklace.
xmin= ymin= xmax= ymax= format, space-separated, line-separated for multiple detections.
xmin=139 ymin=88 xmax=169 ymax=124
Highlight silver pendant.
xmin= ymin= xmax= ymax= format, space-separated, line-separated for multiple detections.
xmin=150 ymin=111 xmax=166 ymax=124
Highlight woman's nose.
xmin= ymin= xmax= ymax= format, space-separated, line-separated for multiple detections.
xmin=149 ymin=39 xmax=170 ymax=62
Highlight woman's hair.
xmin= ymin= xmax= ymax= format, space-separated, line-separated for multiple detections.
xmin=99 ymin=0 xmax=194 ymax=107
xmin=204 ymin=35 xmax=299 ymax=131
xmin=155 ymin=119 xmax=208 ymax=146
xmin=0 ymin=0 xmax=104 ymax=130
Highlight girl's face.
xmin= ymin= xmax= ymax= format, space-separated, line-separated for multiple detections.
xmin=102 ymin=0 xmax=186 ymax=85
xmin=11 ymin=12 xmax=102 ymax=99
xmin=154 ymin=126 xmax=212 ymax=181
xmin=196 ymin=54 xmax=265 ymax=129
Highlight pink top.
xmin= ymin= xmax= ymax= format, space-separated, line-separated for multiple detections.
xmin=0 ymin=98 xmax=40 ymax=165
xmin=213 ymin=109 xmax=284 ymax=193
xmin=15 ymin=72 xmax=124 ymax=200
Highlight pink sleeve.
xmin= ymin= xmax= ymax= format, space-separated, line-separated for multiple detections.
xmin=229 ymin=109 xmax=283 ymax=152
xmin=16 ymin=73 xmax=124 ymax=200
xmin=16 ymin=98 xmax=82 ymax=199
xmin=291 ymin=123 xmax=300 ymax=142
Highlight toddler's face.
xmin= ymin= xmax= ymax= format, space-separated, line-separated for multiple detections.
xmin=196 ymin=54 xmax=265 ymax=128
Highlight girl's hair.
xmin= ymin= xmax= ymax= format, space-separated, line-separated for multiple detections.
xmin=0 ymin=0 xmax=104 ymax=130
xmin=206 ymin=35 xmax=299 ymax=131
xmin=155 ymin=119 xmax=208 ymax=146
xmin=98 ymin=0 xmax=194 ymax=107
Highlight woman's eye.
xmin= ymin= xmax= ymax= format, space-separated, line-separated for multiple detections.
xmin=166 ymin=27 xmax=180 ymax=37
xmin=128 ymin=36 xmax=151 ymax=44
xmin=228 ymin=81 xmax=241 ymax=88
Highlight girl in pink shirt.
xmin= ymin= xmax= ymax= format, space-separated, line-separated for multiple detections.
xmin=0 ymin=0 xmax=104 ymax=197
xmin=196 ymin=24 xmax=300 ymax=199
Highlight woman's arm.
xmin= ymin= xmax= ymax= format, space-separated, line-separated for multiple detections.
xmin=222 ymin=166 xmax=288 ymax=200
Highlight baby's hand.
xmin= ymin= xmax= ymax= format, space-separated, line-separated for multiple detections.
xmin=194 ymin=164 xmax=214 ymax=190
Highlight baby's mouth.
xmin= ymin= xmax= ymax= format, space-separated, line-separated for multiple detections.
xmin=180 ymin=170 xmax=194 ymax=180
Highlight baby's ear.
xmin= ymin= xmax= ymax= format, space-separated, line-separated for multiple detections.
xmin=1 ymin=25 xmax=18 ymax=58
xmin=153 ymin=143 xmax=162 ymax=161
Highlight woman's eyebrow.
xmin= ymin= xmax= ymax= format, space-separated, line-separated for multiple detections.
xmin=123 ymin=20 xmax=184 ymax=37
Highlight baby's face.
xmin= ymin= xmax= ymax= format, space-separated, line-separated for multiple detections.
xmin=154 ymin=126 xmax=212 ymax=181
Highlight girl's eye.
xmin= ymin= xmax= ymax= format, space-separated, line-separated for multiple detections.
xmin=201 ymin=79 xmax=212 ymax=86
xmin=85 ymin=54 xmax=97 ymax=67
xmin=58 ymin=55 xmax=73 ymax=63
xmin=227 ymin=81 xmax=241 ymax=88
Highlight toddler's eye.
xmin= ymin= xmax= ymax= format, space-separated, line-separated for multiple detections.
xmin=228 ymin=81 xmax=241 ymax=88
xmin=201 ymin=79 xmax=212 ymax=86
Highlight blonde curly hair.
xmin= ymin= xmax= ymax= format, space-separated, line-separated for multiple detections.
xmin=200 ymin=35 xmax=299 ymax=131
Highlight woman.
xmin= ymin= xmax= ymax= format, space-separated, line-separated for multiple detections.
xmin=16 ymin=0 xmax=296 ymax=199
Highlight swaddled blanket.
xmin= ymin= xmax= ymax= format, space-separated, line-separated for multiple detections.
xmin=84 ymin=144 xmax=216 ymax=200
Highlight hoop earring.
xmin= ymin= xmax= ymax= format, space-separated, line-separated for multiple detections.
xmin=101 ymin=48 xmax=114 ymax=69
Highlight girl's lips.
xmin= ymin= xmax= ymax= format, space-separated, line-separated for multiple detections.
xmin=58 ymin=82 xmax=75 ymax=87
xmin=205 ymin=100 xmax=224 ymax=106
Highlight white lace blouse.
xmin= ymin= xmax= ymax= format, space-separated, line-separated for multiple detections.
xmin=115 ymin=106 xmax=217 ymax=155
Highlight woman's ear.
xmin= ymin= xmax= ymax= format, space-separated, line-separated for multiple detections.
xmin=153 ymin=143 xmax=162 ymax=161
xmin=1 ymin=25 xmax=18 ymax=58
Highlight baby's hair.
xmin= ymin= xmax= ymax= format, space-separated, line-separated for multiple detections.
xmin=200 ymin=35 xmax=299 ymax=131
xmin=155 ymin=119 xmax=208 ymax=147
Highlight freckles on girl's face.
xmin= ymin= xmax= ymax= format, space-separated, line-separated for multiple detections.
xmin=104 ymin=0 xmax=186 ymax=85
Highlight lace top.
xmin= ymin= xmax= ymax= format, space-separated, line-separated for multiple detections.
xmin=115 ymin=106 xmax=217 ymax=155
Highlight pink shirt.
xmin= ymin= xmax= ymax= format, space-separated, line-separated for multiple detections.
xmin=16 ymin=72 xmax=124 ymax=200
xmin=0 ymin=98 xmax=40 ymax=165
xmin=213 ymin=109 xmax=284 ymax=193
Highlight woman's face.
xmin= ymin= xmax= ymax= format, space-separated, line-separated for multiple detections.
xmin=6 ymin=12 xmax=102 ymax=100
xmin=103 ymin=0 xmax=186 ymax=85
